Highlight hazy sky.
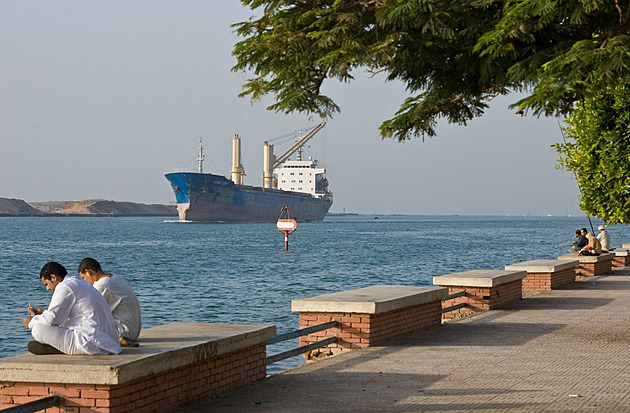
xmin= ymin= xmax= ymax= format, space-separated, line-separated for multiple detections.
xmin=0 ymin=1 xmax=583 ymax=216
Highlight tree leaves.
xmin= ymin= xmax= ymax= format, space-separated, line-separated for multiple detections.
xmin=555 ymin=81 xmax=630 ymax=224
xmin=232 ymin=0 xmax=630 ymax=140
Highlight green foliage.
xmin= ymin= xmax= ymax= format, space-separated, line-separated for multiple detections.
xmin=555 ymin=81 xmax=630 ymax=224
xmin=233 ymin=0 xmax=630 ymax=140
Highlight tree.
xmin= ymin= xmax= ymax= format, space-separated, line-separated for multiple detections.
xmin=555 ymin=83 xmax=630 ymax=225
xmin=232 ymin=0 xmax=630 ymax=140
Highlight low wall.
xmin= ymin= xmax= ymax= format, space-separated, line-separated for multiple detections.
xmin=558 ymin=253 xmax=615 ymax=279
xmin=433 ymin=269 xmax=526 ymax=321
xmin=292 ymin=285 xmax=446 ymax=359
xmin=0 ymin=322 xmax=275 ymax=413
xmin=612 ymin=249 xmax=630 ymax=267
xmin=505 ymin=259 xmax=577 ymax=292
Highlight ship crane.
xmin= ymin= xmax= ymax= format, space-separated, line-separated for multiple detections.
xmin=262 ymin=121 xmax=326 ymax=189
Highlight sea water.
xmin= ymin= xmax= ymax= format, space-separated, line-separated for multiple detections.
xmin=0 ymin=215 xmax=626 ymax=374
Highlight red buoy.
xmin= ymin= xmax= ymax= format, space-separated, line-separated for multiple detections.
xmin=277 ymin=205 xmax=297 ymax=250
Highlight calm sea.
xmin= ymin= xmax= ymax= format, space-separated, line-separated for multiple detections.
xmin=0 ymin=215 xmax=626 ymax=373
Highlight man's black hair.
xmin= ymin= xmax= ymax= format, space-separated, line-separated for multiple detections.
xmin=40 ymin=261 xmax=67 ymax=281
xmin=78 ymin=257 xmax=102 ymax=274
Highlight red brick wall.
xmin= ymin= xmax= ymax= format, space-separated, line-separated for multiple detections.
xmin=612 ymin=255 xmax=630 ymax=268
xmin=576 ymin=261 xmax=612 ymax=279
xmin=440 ymin=279 xmax=522 ymax=321
xmin=0 ymin=343 xmax=266 ymax=413
xmin=298 ymin=301 xmax=442 ymax=359
xmin=521 ymin=268 xmax=575 ymax=291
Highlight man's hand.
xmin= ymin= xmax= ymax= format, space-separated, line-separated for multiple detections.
xmin=30 ymin=307 xmax=44 ymax=315
xmin=23 ymin=316 xmax=33 ymax=329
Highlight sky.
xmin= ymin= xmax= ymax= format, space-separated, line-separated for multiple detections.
xmin=0 ymin=1 xmax=583 ymax=216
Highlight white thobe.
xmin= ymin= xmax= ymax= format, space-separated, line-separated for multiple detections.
xmin=28 ymin=275 xmax=121 ymax=355
xmin=597 ymin=231 xmax=611 ymax=250
xmin=94 ymin=274 xmax=142 ymax=341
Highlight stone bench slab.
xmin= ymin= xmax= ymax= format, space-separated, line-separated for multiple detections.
xmin=614 ymin=248 xmax=630 ymax=257
xmin=433 ymin=269 xmax=526 ymax=288
xmin=558 ymin=252 xmax=615 ymax=263
xmin=0 ymin=322 xmax=275 ymax=386
xmin=505 ymin=259 xmax=578 ymax=273
xmin=291 ymin=285 xmax=447 ymax=315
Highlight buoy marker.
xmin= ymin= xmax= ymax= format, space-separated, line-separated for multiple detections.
xmin=277 ymin=205 xmax=297 ymax=251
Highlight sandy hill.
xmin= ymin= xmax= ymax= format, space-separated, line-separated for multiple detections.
xmin=51 ymin=200 xmax=176 ymax=216
xmin=0 ymin=197 xmax=176 ymax=217
xmin=0 ymin=198 xmax=45 ymax=216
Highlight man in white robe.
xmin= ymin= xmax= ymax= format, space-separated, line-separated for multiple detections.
xmin=23 ymin=261 xmax=121 ymax=355
xmin=79 ymin=257 xmax=142 ymax=346
xmin=597 ymin=225 xmax=611 ymax=251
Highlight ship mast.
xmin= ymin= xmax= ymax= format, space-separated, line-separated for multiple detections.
xmin=197 ymin=139 xmax=205 ymax=173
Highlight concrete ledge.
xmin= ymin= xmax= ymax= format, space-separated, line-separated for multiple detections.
xmin=612 ymin=248 xmax=630 ymax=267
xmin=505 ymin=259 xmax=577 ymax=292
xmin=558 ymin=252 xmax=615 ymax=263
xmin=433 ymin=269 xmax=526 ymax=288
xmin=294 ymin=285 xmax=446 ymax=354
xmin=0 ymin=322 xmax=275 ymax=386
xmin=291 ymin=285 xmax=447 ymax=315
xmin=558 ymin=252 xmax=615 ymax=278
xmin=505 ymin=259 xmax=578 ymax=273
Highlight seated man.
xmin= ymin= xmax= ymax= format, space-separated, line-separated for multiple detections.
xmin=597 ymin=225 xmax=611 ymax=251
xmin=580 ymin=232 xmax=603 ymax=255
xmin=79 ymin=257 xmax=142 ymax=346
xmin=570 ymin=229 xmax=588 ymax=252
xmin=23 ymin=261 xmax=121 ymax=355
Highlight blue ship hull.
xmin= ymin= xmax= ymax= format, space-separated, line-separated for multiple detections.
xmin=165 ymin=172 xmax=333 ymax=222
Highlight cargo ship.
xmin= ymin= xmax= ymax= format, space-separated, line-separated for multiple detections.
xmin=164 ymin=122 xmax=333 ymax=222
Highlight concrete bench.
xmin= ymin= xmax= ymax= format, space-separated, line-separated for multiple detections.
xmin=0 ymin=322 xmax=275 ymax=413
xmin=433 ymin=269 xmax=526 ymax=320
xmin=505 ymin=259 xmax=577 ymax=292
xmin=291 ymin=285 xmax=447 ymax=359
xmin=612 ymin=248 xmax=630 ymax=267
xmin=558 ymin=252 xmax=615 ymax=278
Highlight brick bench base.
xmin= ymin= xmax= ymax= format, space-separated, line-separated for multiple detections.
xmin=0 ymin=323 xmax=274 ymax=413
xmin=613 ymin=256 xmax=630 ymax=267
xmin=0 ymin=344 xmax=266 ymax=413
xmin=440 ymin=279 xmax=523 ymax=321
xmin=558 ymin=253 xmax=614 ymax=280
xmin=521 ymin=268 xmax=576 ymax=291
xmin=575 ymin=261 xmax=613 ymax=279
xmin=612 ymin=250 xmax=630 ymax=268
xmin=433 ymin=270 xmax=526 ymax=322
xmin=292 ymin=285 xmax=446 ymax=360
xmin=298 ymin=301 xmax=442 ymax=359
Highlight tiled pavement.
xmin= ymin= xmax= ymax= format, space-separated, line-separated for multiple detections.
xmin=177 ymin=269 xmax=630 ymax=412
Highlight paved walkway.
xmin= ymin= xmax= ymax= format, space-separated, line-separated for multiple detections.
xmin=177 ymin=269 xmax=630 ymax=412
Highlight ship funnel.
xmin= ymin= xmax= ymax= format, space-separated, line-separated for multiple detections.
xmin=262 ymin=142 xmax=274 ymax=189
xmin=231 ymin=134 xmax=245 ymax=185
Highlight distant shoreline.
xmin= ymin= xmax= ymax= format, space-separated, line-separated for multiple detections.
xmin=0 ymin=197 xmax=581 ymax=218
xmin=326 ymin=212 xmax=359 ymax=216
xmin=0 ymin=197 xmax=177 ymax=217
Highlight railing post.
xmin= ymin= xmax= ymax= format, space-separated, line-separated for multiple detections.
xmin=0 ymin=395 xmax=62 ymax=413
